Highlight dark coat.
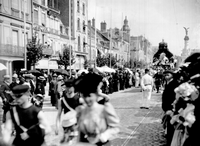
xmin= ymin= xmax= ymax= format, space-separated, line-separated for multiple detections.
xmin=35 ymin=82 xmax=45 ymax=95
xmin=0 ymin=82 xmax=13 ymax=103
xmin=161 ymin=79 xmax=177 ymax=112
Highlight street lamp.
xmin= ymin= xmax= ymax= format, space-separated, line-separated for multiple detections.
xmin=69 ymin=0 xmax=71 ymax=77
xmin=23 ymin=0 xmax=27 ymax=69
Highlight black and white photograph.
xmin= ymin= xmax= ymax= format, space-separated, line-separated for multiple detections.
xmin=0 ymin=0 xmax=200 ymax=145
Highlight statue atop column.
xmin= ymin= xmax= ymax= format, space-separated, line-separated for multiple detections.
xmin=183 ymin=27 xmax=189 ymax=36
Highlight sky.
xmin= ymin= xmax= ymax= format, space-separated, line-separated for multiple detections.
xmin=88 ymin=0 xmax=200 ymax=56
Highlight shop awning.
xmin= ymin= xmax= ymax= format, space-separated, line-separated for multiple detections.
xmin=35 ymin=59 xmax=58 ymax=69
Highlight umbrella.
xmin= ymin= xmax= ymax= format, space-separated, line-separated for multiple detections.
xmin=125 ymin=68 xmax=133 ymax=74
xmin=54 ymin=69 xmax=69 ymax=76
xmin=77 ymin=69 xmax=89 ymax=75
xmin=99 ymin=66 xmax=116 ymax=73
xmin=0 ymin=63 xmax=7 ymax=71
xmin=20 ymin=69 xmax=29 ymax=74
xmin=29 ymin=69 xmax=43 ymax=76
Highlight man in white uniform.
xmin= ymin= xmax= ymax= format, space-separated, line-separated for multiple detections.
xmin=140 ymin=69 xmax=154 ymax=109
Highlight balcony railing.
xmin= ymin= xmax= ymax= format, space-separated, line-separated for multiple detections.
xmin=0 ymin=44 xmax=24 ymax=57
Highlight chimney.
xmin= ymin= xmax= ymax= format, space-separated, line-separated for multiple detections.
xmin=101 ymin=21 xmax=107 ymax=32
xmin=88 ymin=20 xmax=91 ymax=27
xmin=92 ymin=18 xmax=95 ymax=28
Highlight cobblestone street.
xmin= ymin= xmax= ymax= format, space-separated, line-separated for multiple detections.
xmin=43 ymin=87 xmax=166 ymax=146
xmin=0 ymin=87 xmax=166 ymax=146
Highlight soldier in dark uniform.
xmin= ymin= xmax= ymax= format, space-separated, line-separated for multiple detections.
xmin=49 ymin=73 xmax=58 ymax=106
xmin=113 ymin=72 xmax=119 ymax=92
xmin=34 ymin=76 xmax=45 ymax=96
xmin=2 ymin=84 xmax=51 ymax=146
xmin=0 ymin=75 xmax=14 ymax=123
xmin=154 ymin=70 xmax=163 ymax=93
xmin=10 ymin=74 xmax=19 ymax=90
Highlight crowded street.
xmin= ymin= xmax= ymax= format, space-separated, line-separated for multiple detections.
xmin=42 ymin=86 xmax=166 ymax=146
xmin=1 ymin=0 xmax=200 ymax=146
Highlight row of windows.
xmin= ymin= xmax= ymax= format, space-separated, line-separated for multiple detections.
xmin=0 ymin=24 xmax=29 ymax=47
xmin=77 ymin=18 xmax=86 ymax=33
xmin=77 ymin=0 xmax=85 ymax=15
xmin=1 ymin=0 xmax=30 ymax=21
xmin=77 ymin=36 xmax=86 ymax=52
xmin=33 ymin=5 xmax=59 ymax=30
xmin=33 ymin=0 xmax=46 ymax=6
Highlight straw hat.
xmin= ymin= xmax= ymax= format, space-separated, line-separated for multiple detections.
xmin=38 ymin=76 xmax=46 ymax=81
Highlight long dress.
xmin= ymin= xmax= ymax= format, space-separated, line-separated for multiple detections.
xmin=76 ymin=102 xmax=119 ymax=146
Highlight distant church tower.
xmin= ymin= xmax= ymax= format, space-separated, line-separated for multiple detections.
xmin=122 ymin=16 xmax=130 ymax=34
xmin=181 ymin=27 xmax=190 ymax=62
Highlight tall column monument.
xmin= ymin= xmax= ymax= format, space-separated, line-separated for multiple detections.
xmin=181 ymin=27 xmax=190 ymax=62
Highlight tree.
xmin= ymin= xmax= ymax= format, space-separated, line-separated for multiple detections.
xmin=96 ymin=54 xmax=107 ymax=67
xmin=57 ymin=45 xmax=75 ymax=69
xmin=107 ymin=54 xmax=117 ymax=67
xmin=27 ymin=36 xmax=44 ymax=69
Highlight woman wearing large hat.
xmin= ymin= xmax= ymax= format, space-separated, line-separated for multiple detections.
xmin=75 ymin=73 xmax=119 ymax=145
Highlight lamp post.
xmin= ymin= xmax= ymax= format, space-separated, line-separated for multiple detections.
xmin=24 ymin=0 xmax=27 ymax=69
xmin=69 ymin=0 xmax=71 ymax=77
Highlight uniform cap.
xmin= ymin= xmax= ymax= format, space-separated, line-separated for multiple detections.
xmin=12 ymin=85 xmax=30 ymax=95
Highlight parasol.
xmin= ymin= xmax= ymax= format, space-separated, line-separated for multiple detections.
xmin=54 ymin=69 xmax=69 ymax=76
xmin=29 ymin=69 xmax=43 ymax=76
xmin=0 ymin=63 xmax=7 ymax=71
xmin=99 ymin=66 xmax=116 ymax=73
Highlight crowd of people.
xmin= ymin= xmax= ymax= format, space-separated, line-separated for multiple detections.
xmin=161 ymin=53 xmax=200 ymax=146
xmin=1 ymin=53 xmax=197 ymax=146
xmin=0 ymin=67 xmax=140 ymax=146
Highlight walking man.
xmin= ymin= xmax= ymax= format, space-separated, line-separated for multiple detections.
xmin=140 ymin=69 xmax=154 ymax=109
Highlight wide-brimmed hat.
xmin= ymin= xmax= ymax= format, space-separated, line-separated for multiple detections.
xmin=38 ymin=76 xmax=46 ymax=81
xmin=184 ymin=52 xmax=200 ymax=63
xmin=4 ymin=75 xmax=10 ymax=79
xmin=75 ymin=73 xmax=103 ymax=96
xmin=64 ymin=79 xmax=75 ymax=87
xmin=12 ymin=74 xmax=18 ymax=78
xmin=24 ymin=74 xmax=34 ymax=79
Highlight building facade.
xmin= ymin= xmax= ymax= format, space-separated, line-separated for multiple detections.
xmin=130 ymin=35 xmax=153 ymax=66
xmin=87 ymin=19 xmax=110 ymax=67
xmin=0 ymin=0 xmax=32 ymax=80
xmin=101 ymin=17 xmax=131 ymax=67
xmin=58 ymin=0 xmax=88 ymax=70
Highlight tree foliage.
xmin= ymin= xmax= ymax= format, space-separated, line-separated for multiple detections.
xmin=96 ymin=54 xmax=107 ymax=67
xmin=27 ymin=36 xmax=44 ymax=67
xmin=57 ymin=45 xmax=75 ymax=69
xmin=96 ymin=54 xmax=117 ymax=67
xmin=107 ymin=54 xmax=117 ymax=67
